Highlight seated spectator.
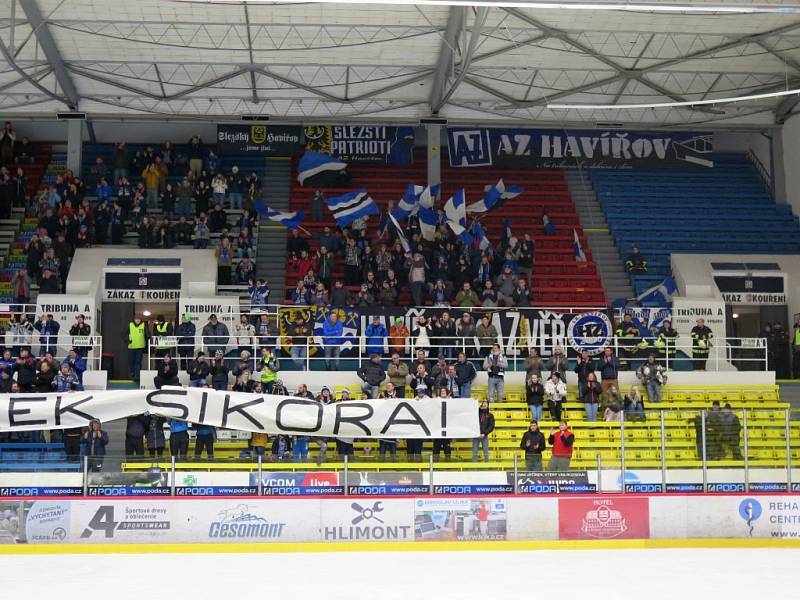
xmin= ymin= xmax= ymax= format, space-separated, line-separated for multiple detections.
xmin=290 ymin=281 xmax=310 ymax=305
xmin=624 ymin=387 xmax=646 ymax=421
xmin=357 ymin=354 xmax=385 ymax=398
xmin=154 ymin=354 xmax=180 ymax=388
xmin=194 ymin=213 xmax=210 ymax=249
xmin=208 ymin=203 xmax=227 ymax=233
xmin=235 ymin=257 xmax=255 ymax=284
xmin=513 ymin=279 xmax=532 ymax=307
xmin=455 ymin=282 xmax=479 ymax=307
xmin=480 ymin=280 xmax=498 ymax=307
xmin=175 ymin=215 xmax=192 ymax=245
xmin=54 ymin=362 xmax=81 ymax=391
xmin=624 ymin=245 xmax=648 ymax=274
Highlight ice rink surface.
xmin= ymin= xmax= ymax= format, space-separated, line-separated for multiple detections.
xmin=4 ymin=547 xmax=800 ymax=600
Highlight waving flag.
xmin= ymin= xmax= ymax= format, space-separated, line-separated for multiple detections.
xmin=254 ymin=202 xmax=304 ymax=230
xmin=467 ymin=179 xmax=524 ymax=213
xmin=636 ymin=276 xmax=677 ymax=305
xmin=471 ymin=220 xmax=495 ymax=253
xmin=573 ymin=229 xmax=587 ymax=262
xmin=324 ymin=188 xmax=378 ymax=228
xmin=388 ymin=213 xmax=412 ymax=253
xmin=418 ymin=184 xmax=439 ymax=208
xmin=444 ymin=189 xmax=473 ymax=244
xmin=418 ymin=206 xmax=438 ymax=241
xmin=392 ymin=184 xmax=424 ymax=220
xmin=297 ymin=151 xmax=347 ymax=185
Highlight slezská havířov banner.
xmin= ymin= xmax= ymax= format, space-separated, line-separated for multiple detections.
xmin=446 ymin=128 xmax=713 ymax=169
xmin=217 ymin=124 xmax=305 ymax=156
xmin=304 ymin=125 xmax=415 ymax=165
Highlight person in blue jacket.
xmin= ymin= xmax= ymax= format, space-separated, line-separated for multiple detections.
xmin=62 ymin=349 xmax=86 ymax=385
xmin=322 ymin=311 xmax=344 ymax=370
xmin=364 ymin=315 xmax=387 ymax=357
xmin=168 ymin=418 xmax=190 ymax=459
xmin=34 ymin=313 xmax=60 ymax=356
xmin=193 ymin=423 xmax=216 ymax=460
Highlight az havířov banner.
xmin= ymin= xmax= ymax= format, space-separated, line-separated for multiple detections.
xmin=304 ymin=125 xmax=415 ymax=165
xmin=0 ymin=387 xmax=478 ymax=438
xmin=447 ymin=127 xmax=713 ymax=169
xmin=217 ymin=124 xmax=305 ymax=156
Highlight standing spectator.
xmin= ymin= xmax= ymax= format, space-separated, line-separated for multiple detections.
xmin=248 ymin=278 xmax=270 ymax=309
xmin=455 ymin=282 xmax=479 ymax=307
xmin=574 ymin=350 xmax=594 ymax=405
xmin=547 ymin=346 xmax=567 ymax=378
xmin=147 ymin=415 xmax=167 ymax=458
xmin=455 ymin=313 xmax=476 ymax=358
xmin=512 ymin=279 xmax=532 ymax=307
xmin=142 ymin=163 xmax=160 ymax=208
xmin=151 ymin=315 xmax=173 ymax=358
xmin=472 ymin=400 xmax=495 ymax=462
xmin=525 ymin=374 xmax=545 ymax=422
xmin=357 ymin=354 xmax=385 ymax=398
xmin=495 ymin=266 xmax=518 ymax=306
xmin=233 ymin=314 xmax=256 ymax=357
xmin=793 ymin=318 xmax=800 ymax=379
xmin=583 ymin=372 xmax=601 ymax=422
xmin=547 ymin=421 xmax=575 ymax=470
xmin=311 ymin=189 xmax=324 ymax=222
xmin=544 ymin=372 xmax=567 ymax=421
xmin=212 ymin=172 xmax=227 ymax=206
xmin=387 ymin=353 xmax=410 ymax=397
xmin=520 ymin=420 xmax=546 ymax=471
xmin=83 ymin=419 xmax=109 ymax=472
xmin=112 ymin=142 xmax=128 ymax=184
xmin=615 ymin=313 xmax=641 ymax=369
xmin=15 ymin=137 xmax=34 ymax=165
xmin=187 ymin=352 xmax=210 ymax=387
xmin=656 ymin=319 xmax=679 ymax=366
xmin=128 ymin=315 xmax=148 ymax=384
xmin=201 ymin=314 xmax=229 ymax=357
xmin=433 ymin=311 xmax=457 ymax=359
xmin=364 ymin=315 xmax=387 ymax=357
xmin=406 ymin=252 xmax=428 ymax=306
xmin=175 ymin=313 xmax=195 ymax=369
xmin=227 ymin=166 xmax=245 ymax=209
xmin=454 ymin=351 xmax=476 ymax=398
xmin=125 ymin=414 xmax=148 ymax=457
xmin=720 ymin=403 xmax=743 ymax=460
xmin=483 ymin=342 xmax=507 ymax=403
xmin=598 ymin=347 xmax=621 ymax=392
xmin=210 ymin=351 xmax=229 ymax=391
xmin=476 ymin=315 xmax=498 ymax=357
xmin=168 ymin=418 xmax=190 ymax=460
xmin=193 ymin=213 xmax=210 ymax=249
xmin=691 ymin=318 xmax=714 ymax=371
xmin=524 ymin=348 xmax=544 ymax=382
xmin=637 ymin=354 xmax=666 ymax=403
xmin=412 ymin=315 xmax=431 ymax=356
xmin=388 ymin=318 xmax=409 ymax=356
xmin=0 ymin=121 xmax=16 ymax=164
xmin=518 ymin=233 xmax=535 ymax=283
xmin=344 ymin=237 xmax=362 ymax=285
xmin=322 ymin=312 xmax=343 ymax=370
xmin=187 ymin=135 xmax=204 ymax=179
xmin=177 ymin=177 xmax=193 ymax=217
xmin=10 ymin=267 xmax=31 ymax=309
xmin=194 ymin=423 xmax=216 ymax=460
xmin=34 ymin=313 xmax=60 ymax=356
xmin=215 ymin=237 xmax=234 ymax=285
xmin=69 ymin=313 xmax=92 ymax=356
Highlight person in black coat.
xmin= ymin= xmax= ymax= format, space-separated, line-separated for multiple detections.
xmin=125 ymin=414 xmax=149 ymax=457
xmin=33 ymin=360 xmax=55 ymax=392
xmin=520 ymin=420 xmax=546 ymax=471
xmin=154 ymin=355 xmax=180 ymax=388
xmin=472 ymin=400 xmax=495 ymax=462
xmin=525 ymin=374 xmax=545 ymax=422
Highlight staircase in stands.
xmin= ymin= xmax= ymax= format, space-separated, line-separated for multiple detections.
xmin=563 ymin=166 xmax=633 ymax=304
xmin=256 ymin=158 xmax=292 ymax=303
xmin=287 ymin=156 xmax=606 ymax=307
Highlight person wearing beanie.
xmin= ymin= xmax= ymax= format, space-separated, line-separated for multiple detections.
xmin=187 ymin=351 xmax=210 ymax=387
xmin=175 ymin=312 xmax=196 ymax=369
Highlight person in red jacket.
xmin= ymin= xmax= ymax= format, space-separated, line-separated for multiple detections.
xmin=547 ymin=420 xmax=575 ymax=470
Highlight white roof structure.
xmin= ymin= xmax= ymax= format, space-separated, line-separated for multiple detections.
xmin=2 ymin=0 xmax=800 ymax=126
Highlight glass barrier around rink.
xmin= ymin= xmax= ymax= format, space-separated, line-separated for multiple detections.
xmin=144 ymin=334 xmax=767 ymax=374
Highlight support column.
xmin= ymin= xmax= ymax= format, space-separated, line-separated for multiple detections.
xmin=427 ymin=124 xmax=441 ymax=188
xmin=66 ymin=119 xmax=83 ymax=175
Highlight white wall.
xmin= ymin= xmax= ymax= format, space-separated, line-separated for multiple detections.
xmin=714 ymin=131 xmax=773 ymax=174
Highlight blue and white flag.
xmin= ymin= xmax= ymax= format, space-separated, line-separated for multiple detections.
xmin=471 ymin=220 xmax=494 ymax=253
xmin=444 ymin=189 xmax=473 ymax=244
xmin=324 ymin=188 xmax=379 ymax=228
xmin=297 ymin=151 xmax=347 ymax=185
xmin=392 ymin=183 xmax=424 ymax=220
xmin=254 ymin=202 xmax=304 ymax=230
xmin=636 ymin=276 xmax=677 ymax=305
xmin=573 ymin=229 xmax=587 ymax=262
xmin=388 ymin=213 xmax=412 ymax=253
xmin=418 ymin=184 xmax=439 ymax=208
xmin=467 ymin=179 xmax=524 ymax=213
xmin=418 ymin=205 xmax=438 ymax=241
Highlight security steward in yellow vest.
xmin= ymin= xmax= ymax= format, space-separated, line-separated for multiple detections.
xmin=690 ymin=318 xmax=714 ymax=371
xmin=152 ymin=315 xmax=173 ymax=358
xmin=258 ymin=346 xmax=278 ymax=393
xmin=127 ymin=316 xmax=148 ymax=384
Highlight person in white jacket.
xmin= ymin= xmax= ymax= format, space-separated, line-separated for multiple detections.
xmin=544 ymin=372 xmax=567 ymax=421
xmin=483 ymin=343 xmax=508 ymax=403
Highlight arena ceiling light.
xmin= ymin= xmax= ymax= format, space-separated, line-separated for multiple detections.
xmin=209 ymin=0 xmax=800 ymax=14
xmin=546 ymin=87 xmax=800 ymax=110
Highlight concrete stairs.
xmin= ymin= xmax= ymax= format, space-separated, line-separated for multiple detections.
xmin=564 ymin=167 xmax=634 ymax=304
xmin=256 ymin=157 xmax=291 ymax=302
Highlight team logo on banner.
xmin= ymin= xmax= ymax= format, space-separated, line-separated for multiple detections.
xmin=567 ymin=312 xmax=613 ymax=356
xmin=559 ymin=498 xmax=649 ymax=540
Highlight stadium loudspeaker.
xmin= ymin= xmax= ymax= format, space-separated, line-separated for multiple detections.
xmin=241 ymin=115 xmax=270 ymax=121
xmin=56 ymin=112 xmax=87 ymax=120
xmin=420 ymin=117 xmax=448 ymax=125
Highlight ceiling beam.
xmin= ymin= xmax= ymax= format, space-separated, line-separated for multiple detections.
xmin=0 ymin=34 xmax=68 ymax=105
xmin=430 ymin=6 xmax=465 ymax=114
xmin=437 ymin=7 xmax=490 ymax=110
xmin=243 ymin=3 xmax=259 ymax=104
xmin=756 ymin=39 xmax=800 ymax=74
xmin=775 ymin=95 xmax=800 ymax=123
xmin=18 ymin=0 xmax=79 ymax=108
